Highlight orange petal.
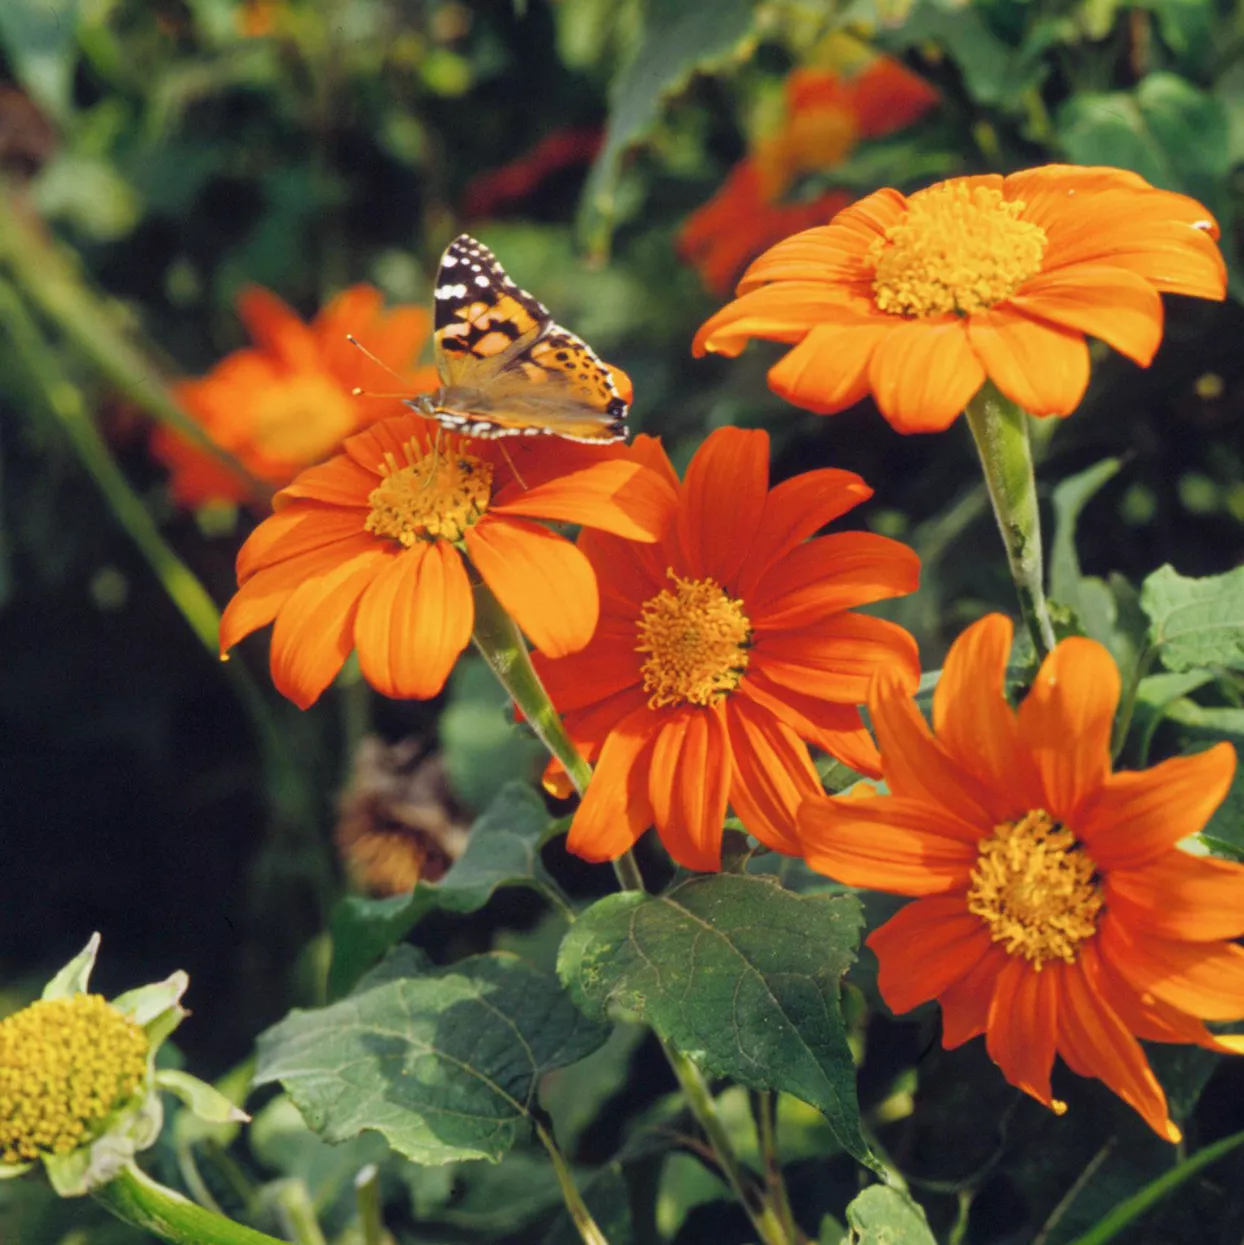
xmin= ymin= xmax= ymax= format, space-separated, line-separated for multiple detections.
xmin=869 ymin=896 xmax=995 ymax=1015
xmin=1007 ymin=263 xmax=1163 ymax=367
xmin=268 ymin=545 xmax=394 ymax=708
xmin=737 ymin=670 xmax=880 ymax=776
xmin=341 ymin=413 xmax=432 ymax=475
xmin=648 ymin=705 xmax=731 ymax=871
xmin=493 ymin=459 xmax=676 ymax=542
xmin=557 ymin=684 xmax=652 ymax=758
xmin=466 ymin=517 xmax=598 ymax=658
xmin=236 ymin=285 xmax=319 ymax=371
xmin=1100 ymin=915 xmax=1244 ymax=1021
xmin=354 ymin=541 xmax=473 ymax=699
xmin=849 ymin=58 xmax=939 ymax=139
xmin=1106 ymin=849 xmax=1244 ymax=942
xmin=314 ymin=284 xmax=386 ymax=378
xmin=750 ymin=531 xmax=921 ymax=629
xmin=1015 ymin=636 xmax=1118 ymax=823
xmin=693 ymin=282 xmax=867 ymax=358
xmin=531 ymin=621 xmax=643 ymax=713
xmin=799 ymin=794 xmax=982 ymax=893
xmin=868 ymin=316 xmax=987 ymax=432
xmin=566 ymin=705 xmax=659 ymax=862
xmin=931 ymin=614 xmax=1043 ymax=820
xmin=966 ymin=306 xmax=1090 ymax=417
xmin=276 ymin=455 xmax=377 ymax=510
xmin=1076 ymin=742 xmax=1235 ymax=868
xmin=734 ymin=468 xmax=874 ymax=596
xmin=939 ymin=945 xmax=1008 ymax=1048
xmin=220 ymin=534 xmax=376 ymax=652
xmin=723 ymin=695 xmax=822 ymax=856
xmin=236 ymin=505 xmax=366 ymax=582
xmin=767 ymin=320 xmax=893 ymax=416
xmin=755 ymin=612 xmax=921 ymax=706
xmin=578 ymin=528 xmax=669 ymax=614
xmin=1057 ymin=955 xmax=1179 ymax=1142
xmin=676 ymin=427 xmax=770 ymax=586
xmin=985 ymin=957 xmax=1060 ymax=1112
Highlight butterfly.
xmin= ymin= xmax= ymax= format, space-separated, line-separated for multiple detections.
xmin=406 ymin=234 xmax=629 ymax=443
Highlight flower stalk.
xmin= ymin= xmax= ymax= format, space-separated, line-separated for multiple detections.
xmin=963 ymin=385 xmax=1056 ymax=660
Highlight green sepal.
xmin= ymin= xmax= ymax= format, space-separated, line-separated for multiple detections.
xmin=155 ymin=1068 xmax=250 ymax=1125
xmin=0 ymin=1160 xmax=35 ymax=1180
xmin=111 ymin=971 xmax=189 ymax=1028
xmin=41 ymin=932 xmax=101 ymax=1000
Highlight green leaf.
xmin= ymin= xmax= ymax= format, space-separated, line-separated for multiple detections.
xmin=558 ymin=874 xmax=872 ymax=1165
xmin=42 ymin=933 xmax=99 ymax=1000
xmin=1162 ymin=701 xmax=1244 ymax=857
xmin=255 ymin=951 xmax=610 ymax=1165
xmin=1141 ymin=563 xmax=1244 ymax=673
xmin=1056 ymin=74 xmax=1230 ymax=212
xmin=0 ymin=0 xmax=81 ymax=121
xmin=327 ymin=783 xmax=572 ymax=997
xmin=842 ymin=1185 xmax=937 ymax=1244
xmin=577 ymin=0 xmax=762 ymax=252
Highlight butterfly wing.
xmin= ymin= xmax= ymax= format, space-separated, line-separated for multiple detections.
xmin=425 ymin=234 xmax=628 ymax=442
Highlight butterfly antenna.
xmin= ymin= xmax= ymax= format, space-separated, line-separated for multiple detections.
xmin=420 ymin=426 xmax=445 ymax=490
xmin=498 ymin=441 xmax=529 ymax=491
xmin=346 ymin=334 xmax=410 ymax=387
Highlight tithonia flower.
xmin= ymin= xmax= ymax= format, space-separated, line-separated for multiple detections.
xmin=679 ymin=58 xmax=937 ymax=296
xmin=153 ymin=284 xmax=439 ymax=506
xmin=798 ymin=613 xmax=1244 ymax=1141
xmin=533 ymin=426 xmax=921 ymax=871
xmin=693 ymin=165 xmax=1227 ymax=434
xmin=220 ymin=414 xmax=675 ymax=708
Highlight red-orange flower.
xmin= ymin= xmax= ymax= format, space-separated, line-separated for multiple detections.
xmin=679 ymin=58 xmax=937 ymax=295
xmin=219 ymin=415 xmax=675 ymax=708
xmin=533 ymin=426 xmax=921 ymax=871
xmin=798 ymin=613 xmax=1244 ymax=1141
xmin=153 ymin=285 xmax=439 ymax=506
xmin=694 ymin=165 xmax=1227 ymax=433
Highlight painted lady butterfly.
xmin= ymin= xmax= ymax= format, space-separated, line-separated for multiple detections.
xmin=406 ymin=235 xmax=629 ymax=443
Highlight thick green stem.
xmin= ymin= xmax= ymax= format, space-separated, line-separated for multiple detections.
xmin=963 ymin=385 xmax=1056 ymax=660
xmin=470 ymin=582 xmax=791 ymax=1245
xmin=755 ymin=1092 xmax=799 ymax=1244
xmin=354 ymin=1165 xmax=386 ymax=1245
xmin=534 ymin=1120 xmax=611 ymax=1245
xmin=93 ymin=1165 xmax=289 ymax=1245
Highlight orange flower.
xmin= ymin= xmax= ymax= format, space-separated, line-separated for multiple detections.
xmin=219 ymin=415 xmax=675 ymax=708
xmin=153 ymin=285 xmax=439 ymax=506
xmin=679 ymin=58 xmax=937 ymax=295
xmin=798 ymin=614 xmax=1244 ymax=1141
xmin=693 ymin=165 xmax=1227 ymax=434
xmin=533 ymin=426 xmax=921 ymax=871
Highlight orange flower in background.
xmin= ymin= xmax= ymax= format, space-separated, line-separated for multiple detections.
xmin=798 ymin=613 xmax=1244 ymax=1141
xmin=694 ymin=165 xmax=1227 ymax=433
xmin=219 ymin=414 xmax=674 ymax=708
xmin=152 ymin=285 xmax=439 ymax=506
xmin=679 ymin=57 xmax=938 ymax=295
xmin=533 ymin=426 xmax=921 ymax=872
xmin=462 ymin=127 xmax=603 ymax=219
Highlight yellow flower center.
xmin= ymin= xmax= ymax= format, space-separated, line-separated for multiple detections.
xmin=0 ymin=994 xmax=148 ymax=1165
xmin=636 ymin=571 xmax=752 ymax=708
xmin=868 ymin=182 xmax=1048 ymax=318
xmin=250 ymin=375 xmax=358 ymax=464
xmin=365 ymin=439 xmax=493 ymax=545
xmin=967 ymin=810 xmax=1104 ymax=969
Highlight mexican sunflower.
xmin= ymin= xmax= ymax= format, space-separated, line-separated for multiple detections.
xmin=532 ymin=425 xmax=921 ymax=872
xmin=798 ymin=613 xmax=1244 ymax=1141
xmin=679 ymin=58 xmax=936 ymax=296
xmin=219 ymin=413 xmax=674 ymax=708
xmin=693 ymin=165 xmax=1227 ymax=433
xmin=153 ymin=284 xmax=439 ymax=506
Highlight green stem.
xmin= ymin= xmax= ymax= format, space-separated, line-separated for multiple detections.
xmin=0 ymin=188 xmax=269 ymax=503
xmin=93 ymin=1165 xmax=289 ymax=1245
xmin=755 ymin=1092 xmax=799 ymax=1244
xmin=469 ymin=583 xmax=790 ymax=1245
xmin=1111 ymin=645 xmax=1158 ymax=761
xmin=269 ymin=1179 xmax=327 ymax=1245
xmin=534 ymin=1120 xmax=612 ymax=1245
xmin=963 ymin=385 xmax=1056 ymax=660
xmin=354 ymin=1164 xmax=386 ymax=1245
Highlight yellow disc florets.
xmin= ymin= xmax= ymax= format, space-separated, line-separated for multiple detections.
xmin=966 ymin=810 xmax=1104 ymax=968
xmin=0 ymin=994 xmax=148 ymax=1164
xmin=365 ymin=439 xmax=493 ymax=545
xmin=869 ymin=182 xmax=1048 ymax=318
xmin=636 ymin=571 xmax=752 ymax=708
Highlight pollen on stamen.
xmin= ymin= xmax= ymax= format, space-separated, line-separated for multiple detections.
xmin=364 ymin=438 xmax=493 ymax=546
xmin=636 ymin=570 xmax=752 ymax=709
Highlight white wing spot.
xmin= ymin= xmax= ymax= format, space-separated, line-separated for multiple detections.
xmin=435 ymin=282 xmax=468 ymax=299
xmin=441 ymin=254 xmax=458 ymax=268
xmin=473 ymin=273 xmax=491 ymax=288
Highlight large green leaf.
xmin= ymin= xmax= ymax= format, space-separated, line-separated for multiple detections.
xmin=1163 ymin=700 xmax=1244 ymax=857
xmin=841 ymin=1186 xmax=937 ymax=1244
xmin=1141 ymin=563 xmax=1244 ymax=673
xmin=327 ymin=782 xmax=573 ymax=997
xmin=1056 ymin=73 xmax=1229 ymax=213
xmin=558 ymin=874 xmax=872 ymax=1165
xmin=256 ymin=950 xmax=611 ymax=1165
xmin=0 ymin=0 xmax=81 ymax=121
xmin=578 ymin=0 xmax=762 ymax=252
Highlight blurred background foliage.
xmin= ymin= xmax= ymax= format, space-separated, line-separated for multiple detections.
xmin=2 ymin=0 xmax=1244 ymax=1242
